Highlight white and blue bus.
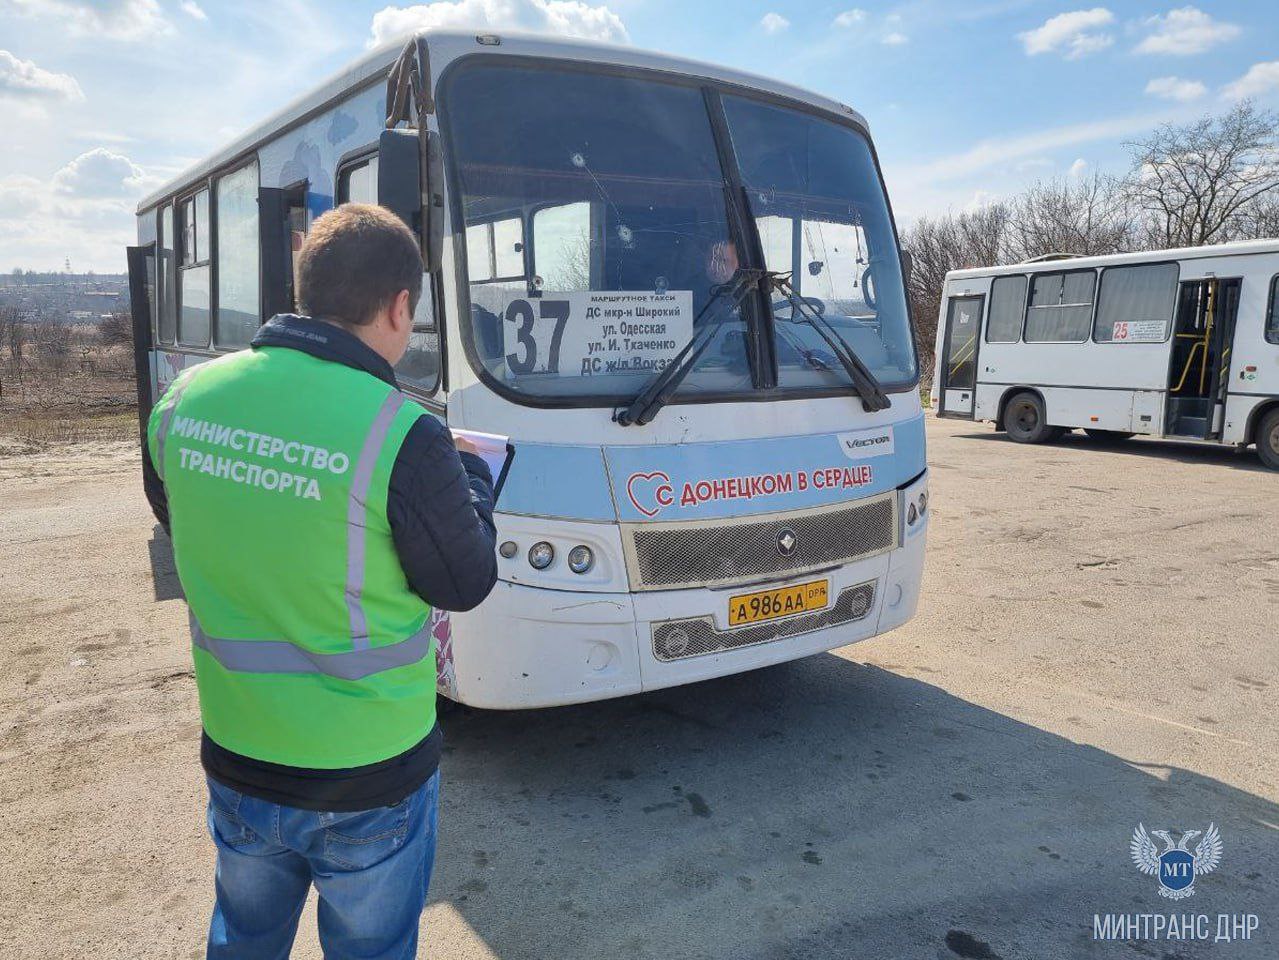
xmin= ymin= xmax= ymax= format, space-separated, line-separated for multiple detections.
xmin=127 ymin=30 xmax=928 ymax=709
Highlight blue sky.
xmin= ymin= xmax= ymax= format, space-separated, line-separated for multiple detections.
xmin=1 ymin=0 xmax=1276 ymax=273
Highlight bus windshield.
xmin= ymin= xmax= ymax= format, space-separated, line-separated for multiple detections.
xmin=442 ymin=60 xmax=915 ymax=405
xmin=722 ymin=95 xmax=917 ymax=391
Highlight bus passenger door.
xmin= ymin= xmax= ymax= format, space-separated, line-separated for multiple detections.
xmin=1166 ymin=278 xmax=1241 ymax=439
xmin=938 ymin=295 xmax=983 ymax=418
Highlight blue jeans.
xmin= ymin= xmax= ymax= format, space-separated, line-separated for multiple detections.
xmin=205 ymin=771 xmax=440 ymax=960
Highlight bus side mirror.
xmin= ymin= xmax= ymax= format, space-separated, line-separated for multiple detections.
xmin=900 ymin=248 xmax=914 ymax=287
xmin=378 ymin=128 xmax=442 ymax=272
xmin=378 ymin=128 xmax=422 ymax=236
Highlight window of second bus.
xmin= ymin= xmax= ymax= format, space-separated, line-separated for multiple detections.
xmin=1094 ymin=262 xmax=1177 ymax=343
xmin=985 ymin=275 xmax=1026 ymax=342
xmin=1025 ymin=269 xmax=1094 ymax=343
xmin=1268 ymin=275 xmax=1279 ymax=345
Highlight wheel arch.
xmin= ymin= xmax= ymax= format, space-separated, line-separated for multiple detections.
xmin=1245 ymin=397 xmax=1279 ymax=448
xmin=995 ymin=386 xmax=1046 ymax=432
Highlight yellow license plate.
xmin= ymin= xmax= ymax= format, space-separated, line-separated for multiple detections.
xmin=728 ymin=579 xmax=830 ymax=627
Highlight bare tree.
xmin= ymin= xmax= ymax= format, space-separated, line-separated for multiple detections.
xmin=1238 ymin=193 xmax=1279 ymax=240
xmin=7 ymin=309 xmax=27 ymax=380
xmin=901 ymin=202 xmax=1011 ymax=366
xmin=1005 ymin=173 xmax=1135 ymax=261
xmin=97 ymin=311 xmax=134 ymax=348
xmin=1125 ymin=100 xmax=1279 ymax=248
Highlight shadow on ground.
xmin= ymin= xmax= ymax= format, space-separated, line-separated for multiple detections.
xmin=434 ymin=656 xmax=1278 ymax=960
xmin=952 ymin=429 xmax=1269 ymax=474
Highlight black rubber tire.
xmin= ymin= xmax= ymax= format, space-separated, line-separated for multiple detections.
xmin=1257 ymin=408 xmax=1279 ymax=471
xmin=1084 ymin=429 xmax=1134 ymax=442
xmin=1004 ymin=392 xmax=1060 ymax=444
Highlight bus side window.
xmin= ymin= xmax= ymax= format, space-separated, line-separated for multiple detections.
xmin=1268 ymin=275 xmax=1279 ymax=345
xmin=533 ymin=202 xmax=592 ymax=291
xmin=340 ymin=151 xmax=441 ymax=395
xmin=177 ymin=189 xmax=211 ymax=347
xmin=157 ymin=204 xmax=177 ymax=344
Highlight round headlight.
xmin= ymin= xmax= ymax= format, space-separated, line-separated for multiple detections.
xmin=567 ymin=545 xmax=594 ymax=574
xmin=528 ymin=541 xmax=555 ymax=569
xmin=907 ymin=502 xmax=918 ymax=526
xmin=918 ymin=491 xmax=928 ymax=514
xmin=498 ymin=540 xmax=518 ymax=559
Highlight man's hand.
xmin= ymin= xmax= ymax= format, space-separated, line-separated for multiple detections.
xmin=453 ymin=435 xmax=479 ymax=456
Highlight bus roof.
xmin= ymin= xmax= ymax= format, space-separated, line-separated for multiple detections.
xmin=944 ymin=238 xmax=1279 ymax=282
xmin=137 ymin=29 xmax=869 ymax=215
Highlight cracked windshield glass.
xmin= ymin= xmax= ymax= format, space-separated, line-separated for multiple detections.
xmin=445 ymin=63 xmax=750 ymax=401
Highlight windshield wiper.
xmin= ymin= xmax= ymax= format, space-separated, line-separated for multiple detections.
xmin=614 ymin=268 xmax=766 ymax=427
xmin=768 ymin=272 xmax=891 ymax=412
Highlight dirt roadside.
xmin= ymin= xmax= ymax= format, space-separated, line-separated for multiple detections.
xmin=1 ymin=418 xmax=1275 ymax=959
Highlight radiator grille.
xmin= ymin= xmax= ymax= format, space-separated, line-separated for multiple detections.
xmin=652 ymin=582 xmax=877 ymax=661
xmin=622 ymin=494 xmax=897 ymax=591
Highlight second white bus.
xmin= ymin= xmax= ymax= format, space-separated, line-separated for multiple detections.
xmin=930 ymin=240 xmax=1279 ymax=469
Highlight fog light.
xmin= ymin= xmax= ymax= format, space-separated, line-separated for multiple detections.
xmin=661 ymin=627 xmax=690 ymax=658
xmin=528 ymin=541 xmax=554 ymax=569
xmin=498 ymin=540 xmax=518 ymax=559
xmin=567 ymin=545 xmax=594 ymax=574
xmin=918 ymin=491 xmax=928 ymax=515
xmin=907 ymin=502 xmax=918 ymax=525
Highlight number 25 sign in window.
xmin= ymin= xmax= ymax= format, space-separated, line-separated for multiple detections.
xmin=501 ymin=290 xmax=693 ymax=379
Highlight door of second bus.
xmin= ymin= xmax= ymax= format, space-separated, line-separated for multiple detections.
xmin=1166 ymin=278 xmax=1241 ymax=439
xmin=938 ymin=294 xmax=983 ymax=418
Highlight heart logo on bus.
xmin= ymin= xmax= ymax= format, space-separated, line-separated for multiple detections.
xmin=626 ymin=471 xmax=673 ymax=518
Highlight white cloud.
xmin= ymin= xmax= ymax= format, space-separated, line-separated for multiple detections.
xmin=1018 ymin=8 xmax=1114 ymax=60
xmin=0 ymin=50 xmax=84 ymax=101
xmin=760 ymin=11 xmax=789 ymax=33
xmin=1135 ymin=7 xmax=1239 ymax=56
xmin=1222 ymin=61 xmax=1279 ymax=101
xmin=1068 ymin=158 xmax=1088 ymax=178
xmin=1144 ymin=75 xmax=1206 ymax=102
xmin=882 ymin=31 xmax=908 ymax=46
xmin=50 ymin=148 xmax=147 ymax=198
xmin=180 ymin=0 xmax=207 ymax=21
xmin=4 ymin=0 xmax=174 ymax=41
xmin=832 ymin=8 xmax=865 ymax=28
xmin=368 ymin=0 xmax=628 ymax=47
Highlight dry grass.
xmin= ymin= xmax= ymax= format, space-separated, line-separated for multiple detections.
xmin=0 ymin=333 xmax=139 ymax=455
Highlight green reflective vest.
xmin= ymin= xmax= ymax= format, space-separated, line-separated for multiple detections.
xmin=147 ymin=346 xmax=435 ymax=769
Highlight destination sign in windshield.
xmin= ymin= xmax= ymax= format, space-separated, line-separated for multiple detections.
xmin=500 ymin=290 xmax=693 ymax=378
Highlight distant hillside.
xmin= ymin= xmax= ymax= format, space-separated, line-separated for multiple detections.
xmin=0 ymin=272 xmax=129 ymax=325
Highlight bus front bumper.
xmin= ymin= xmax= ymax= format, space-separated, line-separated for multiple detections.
xmin=443 ymin=523 xmax=926 ymax=710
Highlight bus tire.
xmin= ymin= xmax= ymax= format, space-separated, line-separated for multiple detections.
xmin=1256 ymin=408 xmax=1279 ymax=471
xmin=1004 ymin=392 xmax=1059 ymax=444
xmin=1084 ymin=429 xmax=1134 ymax=442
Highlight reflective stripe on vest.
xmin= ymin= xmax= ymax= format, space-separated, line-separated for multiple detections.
xmin=190 ymin=613 xmax=432 ymax=681
xmin=345 ymin=391 xmax=406 ymax=650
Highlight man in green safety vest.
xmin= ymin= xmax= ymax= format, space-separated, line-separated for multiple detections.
xmin=142 ymin=203 xmax=498 ymax=959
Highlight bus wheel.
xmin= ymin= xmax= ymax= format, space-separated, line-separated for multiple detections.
xmin=1257 ymin=408 xmax=1279 ymax=471
xmin=1084 ymin=429 xmax=1134 ymax=442
xmin=1005 ymin=392 xmax=1060 ymax=444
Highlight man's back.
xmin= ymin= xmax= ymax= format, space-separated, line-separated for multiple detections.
xmin=151 ymin=344 xmax=439 ymax=770
xmin=140 ymin=203 xmax=498 ymax=959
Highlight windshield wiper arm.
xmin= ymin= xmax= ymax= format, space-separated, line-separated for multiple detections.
xmin=615 ymin=268 xmax=765 ymax=427
xmin=768 ymin=272 xmax=891 ymax=412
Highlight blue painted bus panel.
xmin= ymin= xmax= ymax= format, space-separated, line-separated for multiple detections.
xmin=498 ymin=415 xmax=925 ymax=522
